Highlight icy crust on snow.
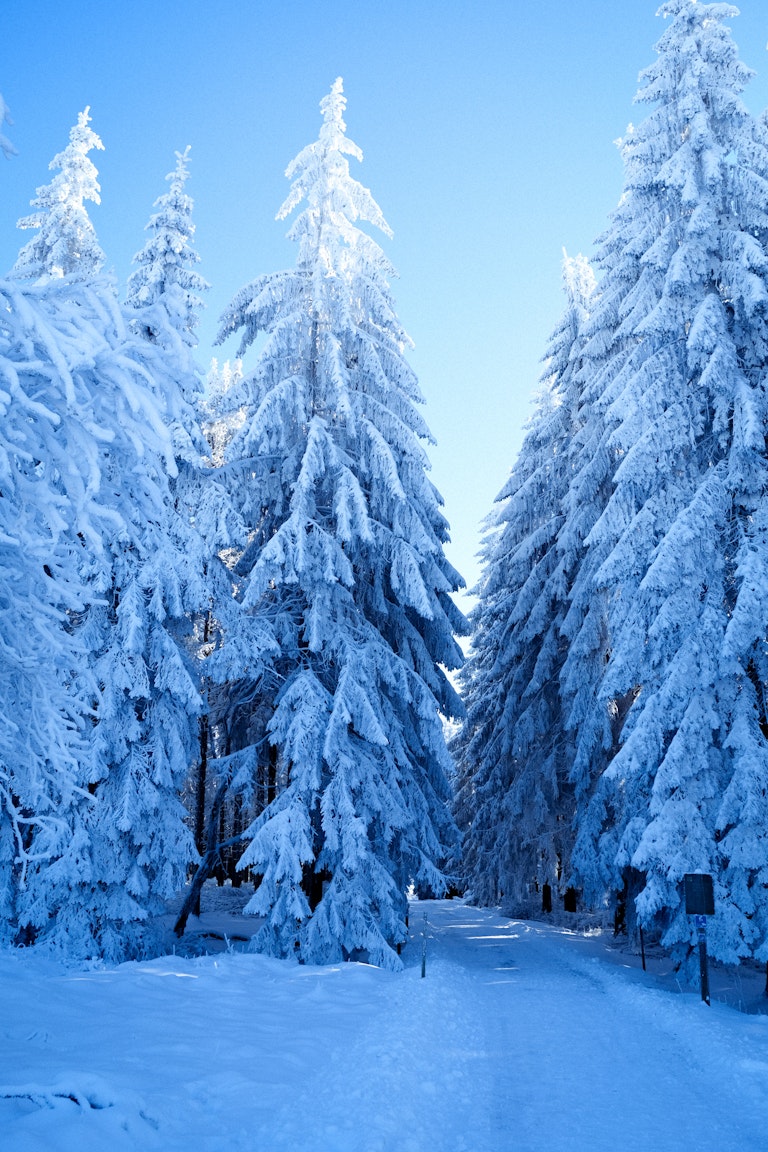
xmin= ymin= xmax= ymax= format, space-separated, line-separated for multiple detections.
xmin=2 ymin=901 xmax=768 ymax=1152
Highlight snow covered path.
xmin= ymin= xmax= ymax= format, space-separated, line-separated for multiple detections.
xmin=412 ymin=904 xmax=768 ymax=1151
xmin=2 ymin=900 xmax=768 ymax=1151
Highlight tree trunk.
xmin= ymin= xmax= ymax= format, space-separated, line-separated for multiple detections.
xmin=266 ymin=744 xmax=277 ymax=807
xmin=192 ymin=711 xmax=209 ymax=917
xmin=175 ymin=779 xmax=241 ymax=939
xmin=301 ymin=863 xmax=331 ymax=912
xmin=228 ymin=792 xmax=244 ymax=886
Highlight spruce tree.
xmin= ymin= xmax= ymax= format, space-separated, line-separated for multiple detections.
xmin=12 ymin=107 xmax=105 ymax=280
xmin=2 ymin=115 xmax=201 ymax=958
xmin=456 ymin=254 xmax=595 ymax=912
xmin=0 ymin=278 xmax=185 ymax=955
xmin=125 ymin=151 xmax=259 ymax=930
xmin=71 ymin=146 xmax=216 ymax=960
xmin=562 ymin=0 xmax=768 ymax=964
xmin=215 ymin=79 xmax=465 ymax=967
xmin=0 ymin=275 xmax=91 ymax=943
xmin=71 ymin=148 xmax=216 ymax=958
xmin=126 ymin=146 xmax=208 ymax=351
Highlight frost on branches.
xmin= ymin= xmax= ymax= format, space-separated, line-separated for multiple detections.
xmin=0 ymin=276 xmax=92 ymax=945
xmin=564 ymin=0 xmax=768 ymax=965
xmin=12 ymin=108 xmax=105 ymax=281
xmin=73 ymin=146 xmax=213 ymax=962
xmin=0 ymin=117 xmax=204 ymax=959
xmin=126 ymin=146 xmax=209 ymax=353
xmin=0 ymin=267 xmax=197 ymax=957
xmin=462 ymin=0 xmax=768 ymax=966
xmin=215 ymin=79 xmax=466 ymax=968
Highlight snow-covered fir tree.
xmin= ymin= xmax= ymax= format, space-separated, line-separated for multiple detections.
xmin=12 ymin=107 xmax=104 ymax=280
xmin=0 ymin=274 xmax=93 ymax=946
xmin=214 ymin=79 xmax=466 ymax=967
xmin=560 ymin=0 xmax=768 ymax=964
xmin=126 ymin=146 xmax=208 ymax=351
xmin=125 ymin=145 xmax=211 ymax=504
xmin=125 ymin=150 xmax=262 ymax=919
xmin=71 ymin=145 xmax=218 ymax=961
xmin=203 ymin=358 xmax=244 ymax=466
xmin=0 ymin=276 xmax=192 ymax=956
xmin=2 ymin=118 xmax=203 ymax=959
xmin=456 ymin=253 xmax=595 ymax=912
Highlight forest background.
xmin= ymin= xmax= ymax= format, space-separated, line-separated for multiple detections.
xmin=6 ymin=0 xmax=767 ymax=607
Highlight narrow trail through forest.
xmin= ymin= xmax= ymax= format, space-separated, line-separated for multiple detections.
xmin=2 ymin=900 xmax=768 ymax=1151
xmin=394 ymin=902 xmax=768 ymax=1152
xmin=248 ymin=900 xmax=768 ymax=1151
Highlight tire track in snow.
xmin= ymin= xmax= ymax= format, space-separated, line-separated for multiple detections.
xmin=426 ymin=901 xmax=768 ymax=1152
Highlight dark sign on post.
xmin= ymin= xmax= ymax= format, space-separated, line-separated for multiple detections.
xmin=684 ymin=874 xmax=714 ymax=1006
xmin=684 ymin=873 xmax=714 ymax=916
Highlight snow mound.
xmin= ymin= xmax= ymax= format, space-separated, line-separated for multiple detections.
xmin=0 ymin=1073 xmax=159 ymax=1151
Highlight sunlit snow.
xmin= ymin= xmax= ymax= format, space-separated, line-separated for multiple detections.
xmin=1 ymin=900 xmax=767 ymax=1152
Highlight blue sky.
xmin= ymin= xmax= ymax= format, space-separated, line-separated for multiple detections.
xmin=2 ymin=1 xmax=768 ymax=609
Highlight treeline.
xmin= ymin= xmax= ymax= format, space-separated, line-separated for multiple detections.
xmin=0 ymin=83 xmax=464 ymax=967
xmin=457 ymin=0 xmax=768 ymax=969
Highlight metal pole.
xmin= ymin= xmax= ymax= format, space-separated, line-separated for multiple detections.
xmin=421 ymin=910 xmax=427 ymax=978
xmin=696 ymin=915 xmax=710 ymax=1006
xmin=639 ymin=926 xmax=646 ymax=973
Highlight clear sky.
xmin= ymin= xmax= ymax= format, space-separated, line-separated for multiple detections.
xmin=2 ymin=1 xmax=768 ymax=613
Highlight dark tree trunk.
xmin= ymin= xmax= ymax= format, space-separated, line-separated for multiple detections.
xmin=228 ymin=792 xmax=244 ymax=886
xmin=301 ymin=863 xmax=331 ymax=913
xmin=266 ymin=744 xmax=277 ymax=807
xmin=616 ymin=867 xmax=648 ymax=955
xmin=192 ymin=711 xmax=209 ymax=917
xmin=194 ymin=611 xmax=213 ymax=855
xmin=563 ymin=887 xmax=578 ymax=913
xmin=213 ymin=795 xmax=227 ymax=885
xmin=174 ymin=779 xmax=243 ymax=939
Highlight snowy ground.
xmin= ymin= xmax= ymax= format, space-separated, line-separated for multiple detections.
xmin=2 ymin=900 xmax=768 ymax=1151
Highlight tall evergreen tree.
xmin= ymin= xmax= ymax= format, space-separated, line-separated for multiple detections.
xmin=12 ymin=107 xmax=105 ymax=280
xmin=124 ymin=150 xmax=258 ymax=932
xmin=126 ymin=146 xmax=208 ymax=351
xmin=71 ymin=146 xmax=216 ymax=960
xmin=561 ymin=0 xmax=768 ymax=964
xmin=215 ymin=79 xmax=466 ymax=967
xmin=0 ymin=280 xmax=185 ymax=955
xmin=456 ymin=254 xmax=595 ymax=911
xmin=0 ymin=275 xmax=92 ymax=944
xmin=2 ymin=116 xmax=201 ymax=958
